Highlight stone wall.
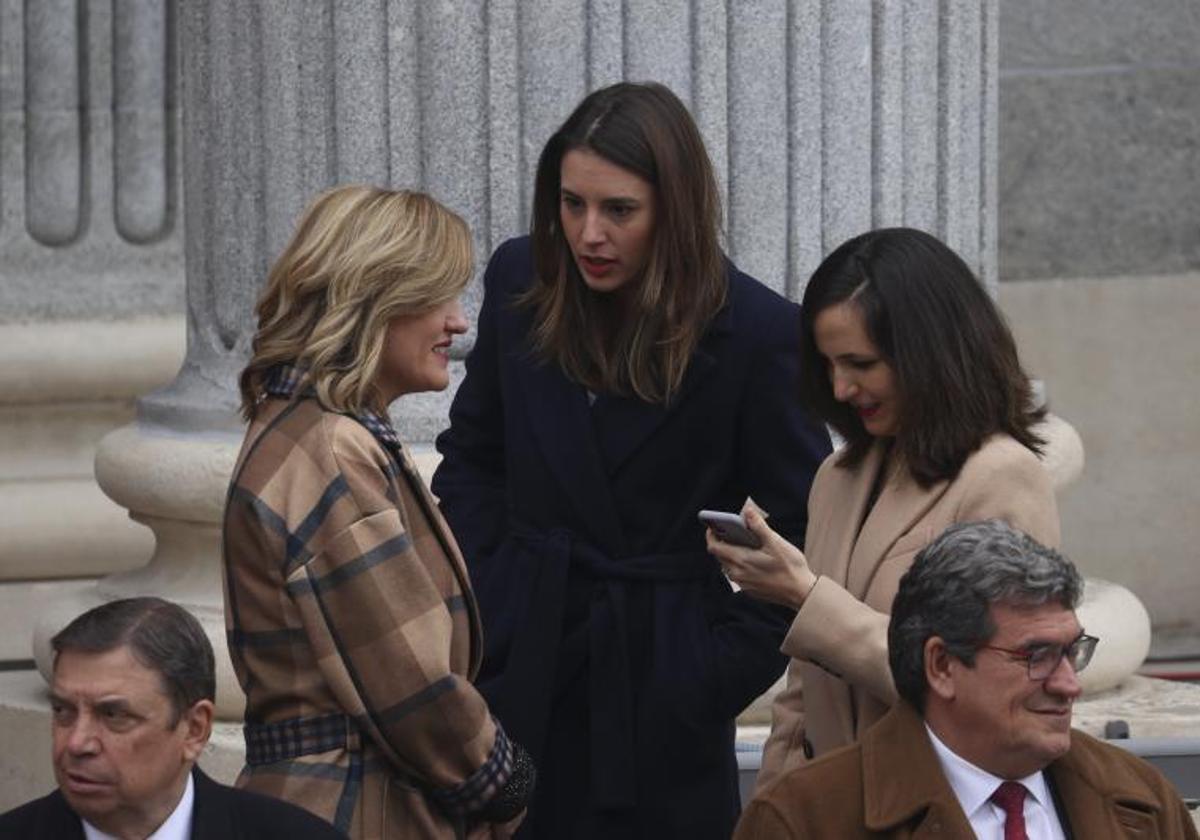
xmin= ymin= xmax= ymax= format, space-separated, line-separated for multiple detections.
xmin=998 ymin=0 xmax=1200 ymax=280
xmin=1003 ymin=272 xmax=1200 ymax=633
xmin=998 ymin=2 xmax=1200 ymax=640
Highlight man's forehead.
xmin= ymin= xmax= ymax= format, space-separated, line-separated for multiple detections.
xmin=988 ymin=602 xmax=1081 ymax=642
xmin=52 ymin=645 xmax=164 ymax=699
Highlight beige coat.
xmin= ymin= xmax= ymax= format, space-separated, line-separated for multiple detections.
xmin=738 ymin=702 xmax=1200 ymax=839
xmin=757 ymin=434 xmax=1060 ymax=788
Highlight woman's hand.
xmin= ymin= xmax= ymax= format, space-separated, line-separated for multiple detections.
xmin=705 ymin=505 xmax=817 ymax=609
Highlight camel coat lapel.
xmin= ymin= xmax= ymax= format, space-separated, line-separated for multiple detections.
xmin=788 ymin=442 xmax=953 ymax=757
xmin=757 ymin=434 xmax=1062 ymax=790
xmin=843 ymin=450 xmax=947 ymax=600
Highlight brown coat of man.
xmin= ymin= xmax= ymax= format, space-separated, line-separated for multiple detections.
xmin=224 ymin=397 xmax=513 ymax=838
xmin=738 ymin=701 xmax=1199 ymax=839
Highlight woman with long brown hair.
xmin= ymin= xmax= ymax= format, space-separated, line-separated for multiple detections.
xmin=432 ymin=83 xmax=830 ymax=838
xmin=707 ymin=227 xmax=1061 ymax=792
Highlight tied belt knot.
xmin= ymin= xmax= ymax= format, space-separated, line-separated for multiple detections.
xmin=497 ymin=526 xmax=714 ymax=811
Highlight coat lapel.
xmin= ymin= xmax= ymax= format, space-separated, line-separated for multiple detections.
xmin=861 ymin=704 xmax=977 ymax=837
xmin=1048 ymin=736 xmax=1167 ymax=839
xmin=395 ymin=445 xmax=486 ymax=673
xmin=808 ymin=442 xmax=887 ymax=589
xmin=846 ymin=451 xmax=949 ymax=598
xmin=514 ymin=355 xmax=628 ymax=551
xmin=38 ymin=790 xmax=87 ymax=839
xmin=588 ymin=315 xmax=725 ymax=477
xmin=189 ymin=768 xmax=235 ymax=840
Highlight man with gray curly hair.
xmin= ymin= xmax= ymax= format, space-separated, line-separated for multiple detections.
xmin=736 ymin=520 xmax=1198 ymax=839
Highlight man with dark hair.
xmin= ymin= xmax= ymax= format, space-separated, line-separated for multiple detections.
xmin=735 ymin=520 xmax=1198 ymax=839
xmin=0 ymin=597 xmax=344 ymax=840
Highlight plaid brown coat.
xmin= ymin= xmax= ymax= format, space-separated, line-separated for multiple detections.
xmin=223 ymin=395 xmax=512 ymax=839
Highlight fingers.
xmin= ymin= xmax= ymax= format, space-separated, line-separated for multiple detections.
xmin=741 ymin=497 xmax=768 ymax=519
xmin=705 ymin=527 xmax=754 ymax=563
xmin=742 ymin=506 xmax=779 ymax=543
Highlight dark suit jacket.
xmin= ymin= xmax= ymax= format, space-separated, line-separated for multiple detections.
xmin=0 ymin=767 xmax=346 ymax=839
xmin=736 ymin=702 xmax=1199 ymax=839
xmin=432 ymin=236 xmax=831 ymax=838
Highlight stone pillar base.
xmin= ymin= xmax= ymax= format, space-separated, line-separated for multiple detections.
xmin=31 ymin=422 xmax=245 ymax=719
xmin=0 ymin=580 xmax=97 ymax=664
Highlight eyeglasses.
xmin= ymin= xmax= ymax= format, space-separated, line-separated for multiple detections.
xmin=978 ymin=633 xmax=1099 ymax=681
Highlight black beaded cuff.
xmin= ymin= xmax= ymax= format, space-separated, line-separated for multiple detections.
xmin=475 ymin=739 xmax=536 ymax=824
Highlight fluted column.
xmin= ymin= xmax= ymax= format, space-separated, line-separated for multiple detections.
xmin=0 ymin=0 xmax=183 ymax=666
xmin=32 ymin=1 xmax=1011 ymax=722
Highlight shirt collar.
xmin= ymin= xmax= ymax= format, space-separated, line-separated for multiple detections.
xmin=264 ymin=363 xmax=403 ymax=453
xmin=82 ymin=771 xmax=194 ymax=840
xmin=925 ymin=722 xmax=1056 ymax=819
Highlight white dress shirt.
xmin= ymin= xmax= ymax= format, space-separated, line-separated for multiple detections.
xmin=82 ymin=771 xmax=195 ymax=840
xmin=926 ymin=724 xmax=1067 ymax=840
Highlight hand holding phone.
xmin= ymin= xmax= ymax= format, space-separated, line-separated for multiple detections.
xmin=698 ymin=509 xmax=763 ymax=549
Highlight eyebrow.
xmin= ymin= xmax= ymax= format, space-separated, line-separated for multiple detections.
xmin=48 ymin=691 xmax=134 ymax=708
xmin=94 ymin=698 xmax=135 ymax=711
xmin=559 ymin=187 xmax=642 ymax=206
xmin=1014 ymin=629 xmax=1084 ymax=649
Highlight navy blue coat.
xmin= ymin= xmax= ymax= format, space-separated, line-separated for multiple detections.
xmin=432 ymin=237 xmax=830 ymax=839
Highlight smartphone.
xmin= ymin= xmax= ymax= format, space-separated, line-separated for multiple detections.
xmin=698 ymin=509 xmax=763 ymax=549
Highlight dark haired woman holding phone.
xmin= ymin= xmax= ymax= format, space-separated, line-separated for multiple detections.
xmin=707 ymin=227 xmax=1061 ymax=790
xmin=432 ymin=82 xmax=830 ymax=838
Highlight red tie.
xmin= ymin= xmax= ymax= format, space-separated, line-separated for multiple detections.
xmin=991 ymin=781 xmax=1028 ymax=840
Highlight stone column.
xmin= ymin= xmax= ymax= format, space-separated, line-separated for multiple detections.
xmin=28 ymin=0 xmax=1013 ymax=700
xmin=17 ymin=0 xmax=1145 ymax=785
xmin=0 ymin=0 xmax=184 ymax=665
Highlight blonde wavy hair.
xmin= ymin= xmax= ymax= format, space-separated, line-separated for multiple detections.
xmin=239 ymin=186 xmax=473 ymax=421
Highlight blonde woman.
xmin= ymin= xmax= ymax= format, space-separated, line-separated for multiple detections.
xmin=224 ymin=186 xmax=533 ymax=839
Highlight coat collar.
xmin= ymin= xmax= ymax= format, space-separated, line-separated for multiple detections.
xmin=512 ymin=350 xmax=627 ymax=551
xmin=848 ymin=447 xmax=948 ymax=597
xmin=862 ymin=703 xmax=1176 ymax=838
xmin=816 ymin=440 xmax=951 ymax=598
xmin=263 ymin=363 xmax=403 ymax=453
xmin=1049 ymin=730 xmax=1176 ymax=837
xmin=392 ymin=441 xmax=486 ymax=676
xmin=190 ymin=767 xmax=234 ymax=839
xmin=51 ymin=768 xmax=216 ymax=840
xmin=513 ymin=287 xmax=734 ymax=553
xmin=861 ymin=702 xmax=978 ymax=836
xmin=588 ymin=318 xmax=726 ymax=476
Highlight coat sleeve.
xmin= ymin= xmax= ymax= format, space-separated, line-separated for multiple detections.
xmin=432 ymin=241 xmax=512 ymax=566
xmin=760 ymin=440 xmax=1061 ymax=785
xmin=708 ymin=288 xmax=832 ymax=719
xmin=285 ymin=431 xmax=513 ymax=817
xmin=754 ymin=657 xmax=810 ymax=791
xmin=731 ymin=798 xmax=797 ymax=840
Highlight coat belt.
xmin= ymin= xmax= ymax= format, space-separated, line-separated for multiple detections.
xmin=499 ymin=526 xmax=712 ymax=811
xmin=243 ymin=712 xmax=361 ymax=765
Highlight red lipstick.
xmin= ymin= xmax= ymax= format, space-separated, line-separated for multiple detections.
xmin=579 ymin=255 xmax=615 ymax=278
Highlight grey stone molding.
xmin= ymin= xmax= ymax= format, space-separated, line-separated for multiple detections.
xmin=0 ymin=0 xmax=183 ymax=322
